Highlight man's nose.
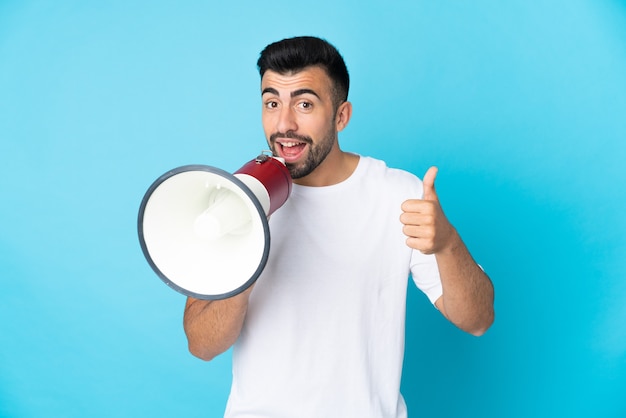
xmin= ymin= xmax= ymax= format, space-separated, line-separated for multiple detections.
xmin=276 ymin=107 xmax=297 ymax=133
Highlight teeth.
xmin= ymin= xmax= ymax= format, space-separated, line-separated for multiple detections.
xmin=282 ymin=142 xmax=300 ymax=148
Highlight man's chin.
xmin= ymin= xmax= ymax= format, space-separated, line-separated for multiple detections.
xmin=285 ymin=161 xmax=313 ymax=179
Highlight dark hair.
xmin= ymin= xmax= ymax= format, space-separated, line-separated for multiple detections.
xmin=257 ymin=36 xmax=350 ymax=107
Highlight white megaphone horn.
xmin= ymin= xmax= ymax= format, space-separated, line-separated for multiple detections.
xmin=137 ymin=152 xmax=292 ymax=300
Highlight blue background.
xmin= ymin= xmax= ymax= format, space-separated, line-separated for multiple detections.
xmin=1 ymin=1 xmax=625 ymax=417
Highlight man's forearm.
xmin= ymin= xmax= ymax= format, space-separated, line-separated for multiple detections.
xmin=183 ymin=288 xmax=252 ymax=361
xmin=435 ymin=232 xmax=495 ymax=336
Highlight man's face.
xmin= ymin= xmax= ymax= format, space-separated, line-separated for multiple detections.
xmin=261 ymin=66 xmax=338 ymax=180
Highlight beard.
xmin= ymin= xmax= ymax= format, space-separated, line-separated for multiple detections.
xmin=269 ymin=120 xmax=337 ymax=180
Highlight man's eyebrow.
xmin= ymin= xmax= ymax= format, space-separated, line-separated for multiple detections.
xmin=261 ymin=87 xmax=320 ymax=99
xmin=262 ymin=87 xmax=279 ymax=96
xmin=291 ymin=89 xmax=320 ymax=99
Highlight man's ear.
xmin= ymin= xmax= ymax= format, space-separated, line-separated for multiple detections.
xmin=335 ymin=101 xmax=353 ymax=132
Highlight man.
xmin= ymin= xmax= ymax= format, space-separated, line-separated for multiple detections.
xmin=184 ymin=36 xmax=495 ymax=417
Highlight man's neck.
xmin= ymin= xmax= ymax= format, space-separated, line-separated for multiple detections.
xmin=294 ymin=150 xmax=359 ymax=187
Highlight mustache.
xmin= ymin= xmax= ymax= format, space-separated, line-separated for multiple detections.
xmin=270 ymin=131 xmax=313 ymax=145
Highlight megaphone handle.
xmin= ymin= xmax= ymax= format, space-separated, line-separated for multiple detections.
xmin=255 ymin=153 xmax=270 ymax=163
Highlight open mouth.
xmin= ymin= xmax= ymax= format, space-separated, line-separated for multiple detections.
xmin=275 ymin=139 xmax=308 ymax=163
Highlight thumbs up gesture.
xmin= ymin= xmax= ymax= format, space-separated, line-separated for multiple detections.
xmin=400 ymin=167 xmax=457 ymax=254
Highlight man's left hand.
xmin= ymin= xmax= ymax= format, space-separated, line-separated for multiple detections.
xmin=400 ymin=166 xmax=457 ymax=254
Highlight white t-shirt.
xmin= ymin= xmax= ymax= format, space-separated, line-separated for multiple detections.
xmin=224 ymin=156 xmax=443 ymax=418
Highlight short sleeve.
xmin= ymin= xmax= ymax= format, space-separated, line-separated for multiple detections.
xmin=410 ymin=249 xmax=443 ymax=305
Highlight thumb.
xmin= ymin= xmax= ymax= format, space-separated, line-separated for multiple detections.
xmin=422 ymin=166 xmax=439 ymax=201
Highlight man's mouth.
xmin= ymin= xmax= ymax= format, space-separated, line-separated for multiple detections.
xmin=271 ymin=134 xmax=312 ymax=163
xmin=277 ymin=140 xmax=307 ymax=160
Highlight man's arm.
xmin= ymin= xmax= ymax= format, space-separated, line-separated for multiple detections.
xmin=432 ymin=232 xmax=494 ymax=335
xmin=400 ymin=167 xmax=495 ymax=336
xmin=183 ymin=286 xmax=253 ymax=361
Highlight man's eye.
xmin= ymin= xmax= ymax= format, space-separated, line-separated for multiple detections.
xmin=298 ymin=102 xmax=312 ymax=110
xmin=265 ymin=101 xmax=278 ymax=109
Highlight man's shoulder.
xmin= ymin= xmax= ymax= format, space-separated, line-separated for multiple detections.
xmin=358 ymin=155 xmax=422 ymax=186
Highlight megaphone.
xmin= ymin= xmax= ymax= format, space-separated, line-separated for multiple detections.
xmin=138 ymin=152 xmax=292 ymax=300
